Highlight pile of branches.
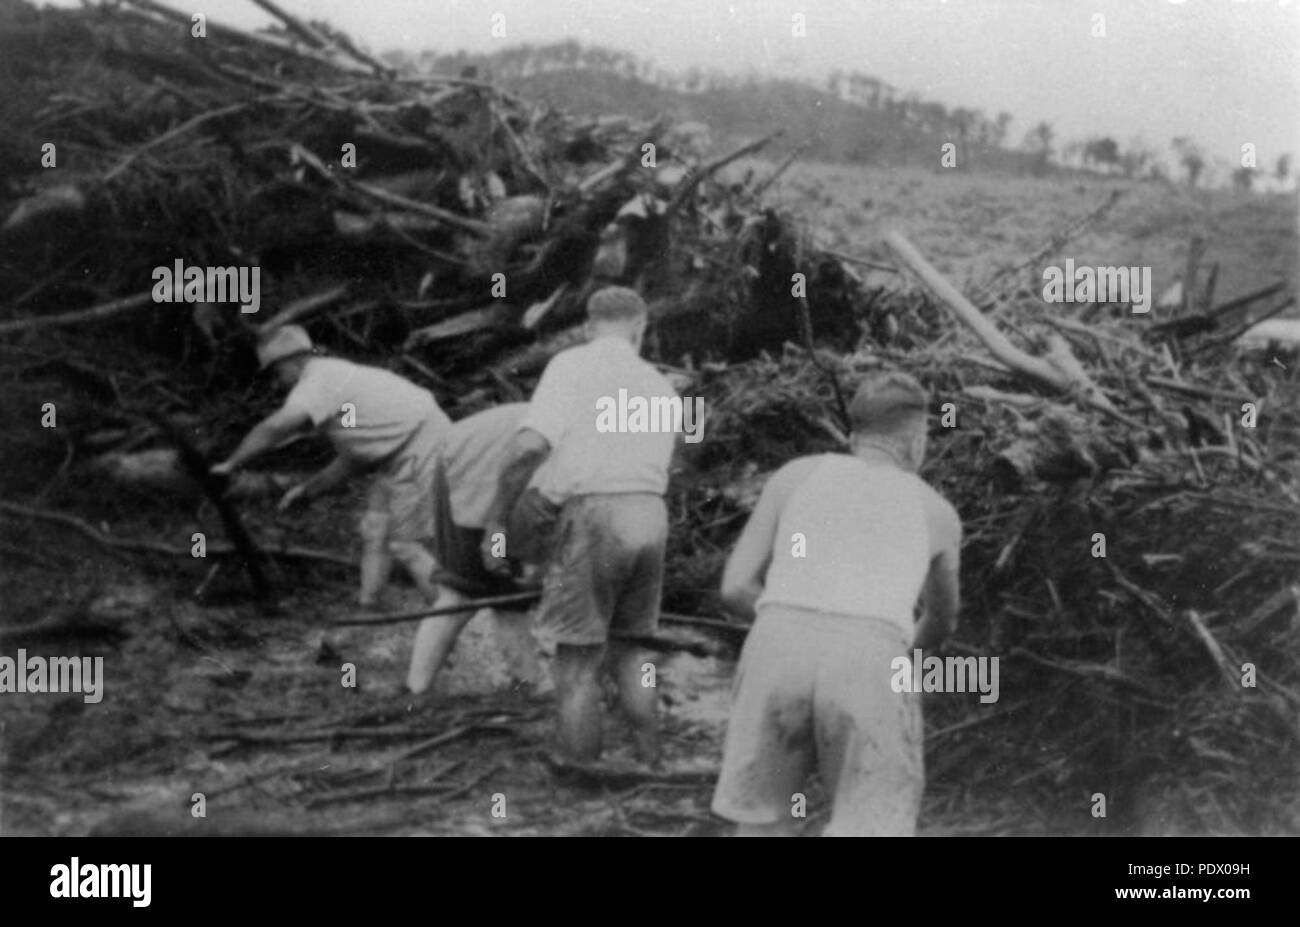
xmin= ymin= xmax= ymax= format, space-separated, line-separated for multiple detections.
xmin=2 ymin=0 xmax=1297 ymax=834
xmin=671 ymin=216 xmax=1299 ymax=832
xmin=1 ymin=0 xmax=868 ymax=388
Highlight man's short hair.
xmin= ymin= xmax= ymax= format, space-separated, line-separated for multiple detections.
xmin=587 ymin=286 xmax=648 ymax=323
xmin=849 ymin=371 xmax=929 ymax=435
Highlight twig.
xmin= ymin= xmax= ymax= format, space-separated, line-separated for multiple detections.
xmin=331 ymin=591 xmax=542 ymax=627
xmin=120 ymin=0 xmax=368 ymax=74
xmin=104 ymin=103 xmax=247 ymax=182
xmin=1152 ymin=280 xmax=1289 ymax=340
xmin=392 ymin=723 xmax=484 ymax=763
xmin=817 ymin=246 xmax=898 ymax=274
xmin=256 ymin=284 xmax=350 ymax=336
xmin=1181 ymin=609 xmax=1239 ymax=689
xmin=972 ymin=190 xmax=1124 ymax=310
xmin=752 ymin=140 xmax=811 ymax=198
xmin=665 ymin=130 xmax=784 ymax=218
xmin=205 ymin=726 xmax=455 ymax=746
xmin=1195 ymin=295 xmax=1296 ymax=353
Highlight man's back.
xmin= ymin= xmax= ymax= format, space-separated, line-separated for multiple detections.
xmin=441 ymin=403 xmax=555 ymax=528
xmin=521 ymin=336 xmax=677 ymax=500
xmin=758 ymin=453 xmax=958 ymax=634
xmin=284 ymin=356 xmax=449 ymax=467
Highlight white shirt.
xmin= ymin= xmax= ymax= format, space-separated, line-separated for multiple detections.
xmin=521 ymin=336 xmax=676 ymax=500
xmin=757 ymin=454 xmax=947 ymax=636
xmin=440 ymin=403 xmax=555 ymax=528
xmin=283 ymin=357 xmax=450 ymax=470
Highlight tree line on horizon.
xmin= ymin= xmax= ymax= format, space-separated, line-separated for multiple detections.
xmin=376 ymin=38 xmax=1294 ymax=191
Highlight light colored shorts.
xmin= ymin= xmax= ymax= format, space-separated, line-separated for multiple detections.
xmin=535 ymin=493 xmax=667 ymax=647
xmin=711 ymin=604 xmax=924 ymax=836
xmin=365 ymin=447 xmax=438 ymax=544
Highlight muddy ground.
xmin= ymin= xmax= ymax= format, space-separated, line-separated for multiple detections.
xmin=1 ymin=475 xmax=1005 ymax=837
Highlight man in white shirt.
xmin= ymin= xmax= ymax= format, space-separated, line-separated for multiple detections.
xmin=482 ymin=287 xmax=677 ymax=765
xmin=211 ymin=325 xmax=451 ymax=607
xmin=711 ymin=371 xmax=962 ymax=836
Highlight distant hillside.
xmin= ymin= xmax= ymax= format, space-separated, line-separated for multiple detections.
xmin=384 ymin=42 xmax=1041 ymax=174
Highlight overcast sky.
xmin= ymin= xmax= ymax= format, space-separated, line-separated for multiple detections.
xmin=63 ymin=0 xmax=1300 ymax=166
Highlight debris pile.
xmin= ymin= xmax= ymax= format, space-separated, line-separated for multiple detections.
xmin=2 ymin=0 xmax=1297 ymax=834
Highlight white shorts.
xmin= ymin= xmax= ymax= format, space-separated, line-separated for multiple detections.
xmin=711 ymin=604 xmax=923 ymax=836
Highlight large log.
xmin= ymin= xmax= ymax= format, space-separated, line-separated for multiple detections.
xmin=884 ymin=231 xmax=1120 ymax=418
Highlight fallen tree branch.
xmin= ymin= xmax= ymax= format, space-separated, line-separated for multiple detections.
xmin=0 ymin=292 xmax=154 ymax=337
xmin=147 ymin=413 xmax=270 ymax=598
xmin=666 ymin=130 xmax=784 ymax=218
xmin=256 ymin=283 xmax=351 ymax=335
xmin=1195 ymin=295 xmax=1296 ymax=353
xmin=331 ymin=591 xmax=542 ymax=626
xmin=1182 ymin=609 xmax=1239 ymax=689
xmin=0 ymin=500 xmax=352 ymax=568
xmin=884 ymin=231 xmax=1121 ymax=418
xmin=1150 ymin=280 xmax=1288 ymax=340
xmin=121 ymin=0 xmax=369 ymax=75
xmin=292 ymin=144 xmax=491 ymax=237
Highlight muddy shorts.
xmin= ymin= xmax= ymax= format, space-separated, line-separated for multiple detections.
xmin=365 ymin=448 xmax=438 ymax=544
xmin=711 ymin=604 xmax=924 ymax=836
xmin=534 ymin=493 xmax=667 ymax=648
xmin=428 ymin=457 xmax=559 ymax=596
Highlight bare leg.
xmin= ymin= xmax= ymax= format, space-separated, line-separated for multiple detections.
xmin=553 ymin=643 xmax=605 ymax=762
xmin=389 ymin=540 xmax=440 ymax=602
xmin=357 ymin=511 xmax=393 ymax=607
xmin=406 ymin=587 xmax=474 ymax=695
xmin=608 ymin=642 xmax=659 ymax=765
xmin=488 ymin=608 xmax=543 ymax=687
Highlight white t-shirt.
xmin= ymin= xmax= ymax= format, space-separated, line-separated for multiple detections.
xmin=757 ymin=454 xmax=946 ymax=636
xmin=520 ymin=336 xmax=676 ymax=500
xmin=283 ymin=356 xmax=450 ymax=470
xmin=440 ymin=403 xmax=555 ymax=528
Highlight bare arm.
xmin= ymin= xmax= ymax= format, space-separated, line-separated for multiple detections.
xmin=298 ymin=454 xmax=356 ymax=497
xmin=720 ymin=464 xmax=805 ymax=621
xmin=212 ymin=404 xmax=313 ymax=474
xmin=481 ymin=428 xmax=551 ymax=572
xmin=913 ymin=498 xmax=961 ymax=650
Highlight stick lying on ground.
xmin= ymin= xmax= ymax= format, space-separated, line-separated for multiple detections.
xmin=0 ymin=500 xmax=352 ymax=568
xmin=332 ymin=594 xmax=736 ymax=655
xmin=331 ymin=591 xmax=542 ymax=626
xmin=334 ymin=594 xmax=745 ymax=632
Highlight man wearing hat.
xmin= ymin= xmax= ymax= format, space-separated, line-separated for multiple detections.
xmin=710 ymin=371 xmax=963 ymax=836
xmin=212 ymin=324 xmax=451 ymax=607
xmin=481 ymin=286 xmax=678 ymax=765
